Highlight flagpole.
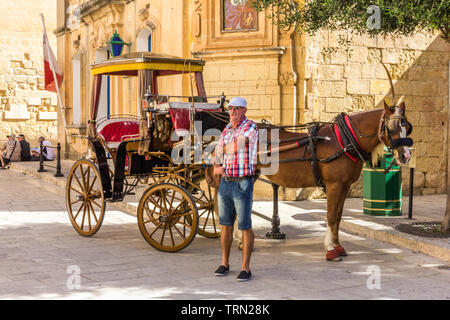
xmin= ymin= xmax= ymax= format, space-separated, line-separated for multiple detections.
xmin=40 ymin=13 xmax=70 ymax=144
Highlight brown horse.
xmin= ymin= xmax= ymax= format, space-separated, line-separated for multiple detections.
xmin=206 ymin=101 xmax=413 ymax=261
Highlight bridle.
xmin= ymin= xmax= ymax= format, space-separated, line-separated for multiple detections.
xmin=378 ymin=108 xmax=413 ymax=150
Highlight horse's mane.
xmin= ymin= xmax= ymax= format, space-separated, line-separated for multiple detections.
xmin=347 ymin=108 xmax=383 ymax=118
xmin=370 ymin=143 xmax=385 ymax=167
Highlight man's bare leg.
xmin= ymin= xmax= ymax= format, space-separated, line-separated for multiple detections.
xmin=221 ymin=225 xmax=234 ymax=267
xmin=241 ymin=228 xmax=254 ymax=272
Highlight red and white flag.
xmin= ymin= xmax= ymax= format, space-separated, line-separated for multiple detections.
xmin=42 ymin=18 xmax=63 ymax=93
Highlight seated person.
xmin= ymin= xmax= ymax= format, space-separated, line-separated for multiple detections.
xmin=18 ymin=134 xmax=31 ymax=161
xmin=30 ymin=147 xmax=40 ymax=161
xmin=34 ymin=136 xmax=56 ymax=161
xmin=0 ymin=134 xmax=22 ymax=169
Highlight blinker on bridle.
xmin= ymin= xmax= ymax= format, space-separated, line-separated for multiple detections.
xmin=379 ymin=108 xmax=413 ymax=149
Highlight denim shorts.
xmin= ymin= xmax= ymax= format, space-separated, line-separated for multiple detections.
xmin=217 ymin=176 xmax=254 ymax=230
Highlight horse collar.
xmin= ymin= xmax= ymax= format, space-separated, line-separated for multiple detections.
xmin=334 ymin=113 xmax=370 ymax=163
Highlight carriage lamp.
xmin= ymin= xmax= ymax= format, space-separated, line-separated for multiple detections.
xmin=107 ymin=30 xmax=131 ymax=57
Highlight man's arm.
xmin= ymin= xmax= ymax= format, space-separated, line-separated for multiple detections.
xmin=212 ymin=155 xmax=225 ymax=177
xmin=213 ymin=138 xmax=225 ymax=176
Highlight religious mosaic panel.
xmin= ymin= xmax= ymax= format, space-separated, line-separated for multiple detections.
xmin=222 ymin=0 xmax=257 ymax=32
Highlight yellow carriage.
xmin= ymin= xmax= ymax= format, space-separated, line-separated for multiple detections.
xmin=65 ymin=52 xmax=229 ymax=252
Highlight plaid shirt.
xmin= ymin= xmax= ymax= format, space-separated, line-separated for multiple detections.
xmin=215 ymin=117 xmax=258 ymax=177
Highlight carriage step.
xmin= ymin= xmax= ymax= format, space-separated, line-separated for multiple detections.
xmin=107 ymin=198 xmax=124 ymax=203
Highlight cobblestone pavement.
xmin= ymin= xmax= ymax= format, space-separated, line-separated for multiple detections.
xmin=1 ymin=168 xmax=450 ymax=300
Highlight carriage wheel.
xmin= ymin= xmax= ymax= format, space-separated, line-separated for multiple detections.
xmin=164 ymin=174 xmax=221 ymax=239
xmin=137 ymin=183 xmax=199 ymax=252
xmin=189 ymin=179 xmax=220 ymax=238
xmin=66 ymin=159 xmax=106 ymax=237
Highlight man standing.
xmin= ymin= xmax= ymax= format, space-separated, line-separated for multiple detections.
xmin=18 ymin=134 xmax=31 ymax=161
xmin=213 ymin=97 xmax=258 ymax=282
xmin=0 ymin=134 xmax=21 ymax=168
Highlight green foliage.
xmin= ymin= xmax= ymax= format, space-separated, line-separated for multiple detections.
xmin=250 ymin=0 xmax=450 ymax=42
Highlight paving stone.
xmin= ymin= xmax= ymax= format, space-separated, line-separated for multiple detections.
xmin=1 ymin=166 xmax=450 ymax=299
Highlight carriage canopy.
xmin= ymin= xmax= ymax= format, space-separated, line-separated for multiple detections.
xmin=90 ymin=52 xmax=205 ymax=76
xmin=88 ymin=52 xmax=208 ymax=137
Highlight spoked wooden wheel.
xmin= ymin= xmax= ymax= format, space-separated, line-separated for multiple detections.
xmin=137 ymin=183 xmax=199 ymax=252
xmin=66 ymin=159 xmax=106 ymax=237
xmin=189 ymin=179 xmax=220 ymax=238
xmin=164 ymin=174 xmax=221 ymax=239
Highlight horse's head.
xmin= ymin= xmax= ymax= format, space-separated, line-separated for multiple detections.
xmin=379 ymin=100 xmax=413 ymax=165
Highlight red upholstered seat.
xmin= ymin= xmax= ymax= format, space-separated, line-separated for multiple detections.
xmin=97 ymin=119 xmax=140 ymax=149
xmin=169 ymin=108 xmax=191 ymax=131
xmin=152 ymin=101 xmax=220 ymax=132
xmin=169 ymin=108 xmax=219 ymax=131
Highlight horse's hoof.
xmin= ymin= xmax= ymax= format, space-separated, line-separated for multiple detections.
xmin=326 ymin=249 xmax=342 ymax=262
xmin=334 ymin=245 xmax=347 ymax=256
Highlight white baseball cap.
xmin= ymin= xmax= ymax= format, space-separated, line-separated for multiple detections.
xmin=228 ymin=97 xmax=247 ymax=108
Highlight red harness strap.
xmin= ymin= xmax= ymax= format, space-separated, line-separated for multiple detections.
xmin=334 ymin=123 xmax=357 ymax=162
xmin=333 ymin=114 xmax=362 ymax=163
xmin=344 ymin=115 xmax=362 ymax=148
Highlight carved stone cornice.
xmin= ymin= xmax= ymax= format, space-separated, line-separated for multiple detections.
xmin=54 ymin=26 xmax=71 ymax=37
xmin=79 ymin=0 xmax=109 ymax=18
xmin=192 ymin=46 xmax=286 ymax=59
xmin=79 ymin=0 xmax=126 ymax=50
xmin=79 ymin=0 xmax=126 ymax=19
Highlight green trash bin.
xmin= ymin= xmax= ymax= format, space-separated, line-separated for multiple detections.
xmin=363 ymin=149 xmax=402 ymax=216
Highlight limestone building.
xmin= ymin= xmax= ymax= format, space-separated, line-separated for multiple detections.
xmin=0 ymin=0 xmax=58 ymax=147
xmin=55 ymin=0 xmax=449 ymax=197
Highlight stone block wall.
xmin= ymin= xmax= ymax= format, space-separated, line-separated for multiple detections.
xmin=304 ymin=30 xmax=450 ymax=197
xmin=202 ymin=53 xmax=282 ymax=124
xmin=0 ymin=0 xmax=58 ymax=147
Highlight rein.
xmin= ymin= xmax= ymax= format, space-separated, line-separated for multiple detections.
xmin=257 ymin=112 xmax=381 ymax=192
xmin=257 ymin=121 xmax=333 ymax=131
xmin=261 ymin=113 xmax=372 ymax=163
xmin=204 ymin=110 xmax=230 ymax=123
xmin=210 ymin=109 xmax=413 ymax=192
